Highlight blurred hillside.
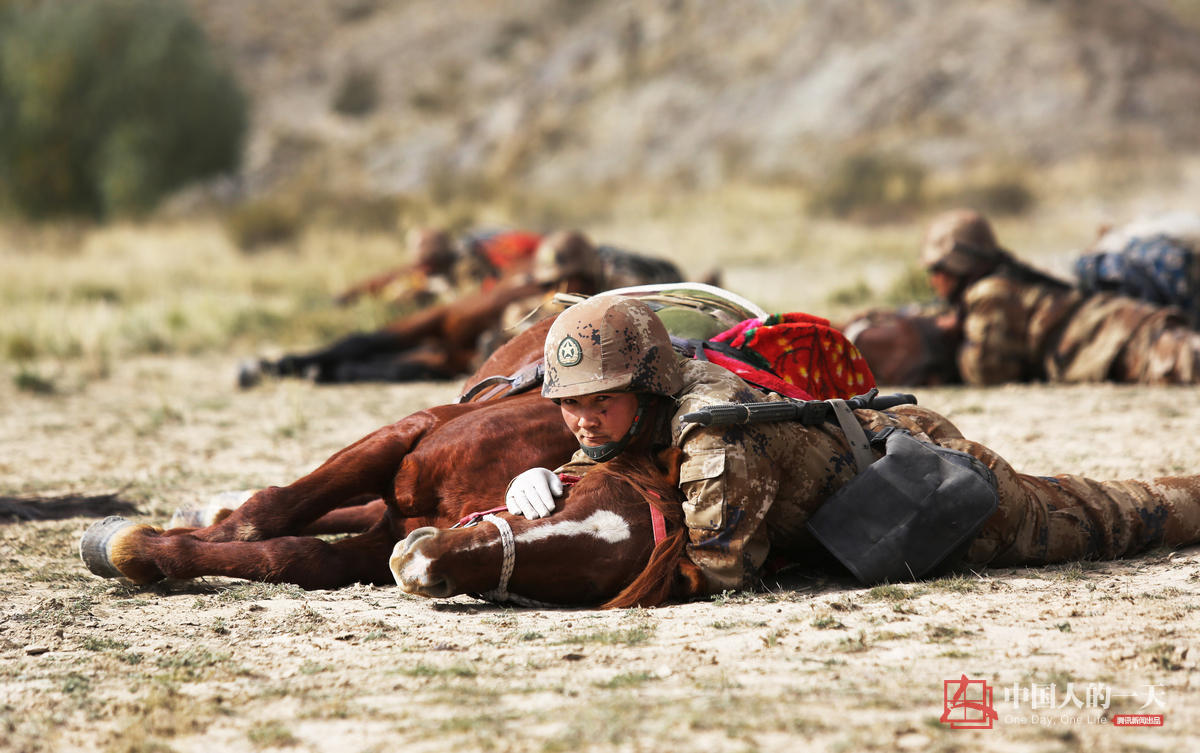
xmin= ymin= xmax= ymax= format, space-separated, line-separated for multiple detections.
xmin=182 ymin=0 xmax=1200 ymax=214
xmin=7 ymin=0 xmax=1200 ymax=375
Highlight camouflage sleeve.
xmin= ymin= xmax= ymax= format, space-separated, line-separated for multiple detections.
xmin=958 ymin=280 xmax=1030 ymax=385
xmin=677 ymin=425 xmax=780 ymax=594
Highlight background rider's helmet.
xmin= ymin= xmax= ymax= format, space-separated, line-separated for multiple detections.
xmin=542 ymin=295 xmax=684 ymax=400
xmin=531 ymin=230 xmax=602 ymax=283
xmin=408 ymin=228 xmax=458 ymax=276
xmin=919 ymin=209 xmax=1010 ymax=278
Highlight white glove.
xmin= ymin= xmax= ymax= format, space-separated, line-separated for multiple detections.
xmin=505 ymin=468 xmax=563 ymax=519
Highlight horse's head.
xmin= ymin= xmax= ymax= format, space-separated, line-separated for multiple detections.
xmin=389 ymin=446 xmax=705 ymax=608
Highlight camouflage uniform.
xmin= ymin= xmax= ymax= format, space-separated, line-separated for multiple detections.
xmin=546 ymin=296 xmax=1200 ymax=594
xmin=529 ymin=230 xmax=687 ymax=291
xmin=924 ymin=209 xmax=1200 ymax=386
xmin=958 ymin=277 xmax=1200 ymax=384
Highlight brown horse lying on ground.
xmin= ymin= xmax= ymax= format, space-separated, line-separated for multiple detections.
xmin=391 ymin=447 xmax=704 ymax=608
xmin=82 ymin=316 xmax=702 ymax=606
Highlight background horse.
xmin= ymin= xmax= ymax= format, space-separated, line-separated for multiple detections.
xmin=242 ymin=277 xmax=548 ymax=385
xmin=840 ymin=306 xmax=960 ymax=386
xmin=243 ymin=239 xmax=704 ymax=387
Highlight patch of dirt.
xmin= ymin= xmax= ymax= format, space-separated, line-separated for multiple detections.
xmin=1 ymin=355 xmax=1197 ymax=752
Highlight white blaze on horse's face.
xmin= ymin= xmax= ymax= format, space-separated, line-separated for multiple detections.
xmin=394 ymin=550 xmax=434 ymax=589
xmin=516 ymin=510 xmax=631 ymax=545
xmin=389 ymin=528 xmax=445 ymax=595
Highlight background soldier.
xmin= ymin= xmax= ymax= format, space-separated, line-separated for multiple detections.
xmin=919 ymin=208 xmax=1200 ymax=385
xmin=335 ymin=227 xmax=542 ymax=307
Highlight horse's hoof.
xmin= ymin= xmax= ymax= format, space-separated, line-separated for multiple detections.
xmin=237 ymin=359 xmax=262 ymax=389
xmin=167 ymin=489 xmax=254 ymax=529
xmin=79 ymin=516 xmax=138 ymax=579
xmin=390 ymin=528 xmax=451 ymax=596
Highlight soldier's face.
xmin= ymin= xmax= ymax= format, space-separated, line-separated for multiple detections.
xmin=558 ymin=392 xmax=639 ymax=448
xmin=929 ymin=269 xmax=959 ymax=300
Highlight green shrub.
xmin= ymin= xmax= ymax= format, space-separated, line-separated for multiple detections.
xmin=883 ymin=264 xmax=935 ymax=304
xmin=331 ymin=66 xmax=379 ymax=117
xmin=809 ymin=151 xmax=926 ymax=221
xmin=223 ymin=197 xmax=304 ymax=251
xmin=947 ymin=176 xmax=1036 ymax=216
xmin=0 ymin=0 xmax=247 ymax=218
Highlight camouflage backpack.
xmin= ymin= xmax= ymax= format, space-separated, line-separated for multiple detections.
xmin=1074 ymin=234 xmax=1200 ymax=327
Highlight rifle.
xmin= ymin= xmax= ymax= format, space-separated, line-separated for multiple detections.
xmin=681 ymin=388 xmax=918 ymax=427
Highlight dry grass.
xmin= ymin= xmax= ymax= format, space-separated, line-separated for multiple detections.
xmin=0 ymin=220 xmax=404 ymax=389
xmin=2 ymin=356 xmax=1200 ymax=752
xmin=4 ymin=152 xmax=1199 ymax=384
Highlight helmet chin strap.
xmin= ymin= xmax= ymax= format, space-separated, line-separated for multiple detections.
xmin=579 ymin=394 xmax=649 ymax=463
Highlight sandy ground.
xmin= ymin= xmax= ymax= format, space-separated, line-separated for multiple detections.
xmin=0 ymin=355 xmax=1197 ymax=753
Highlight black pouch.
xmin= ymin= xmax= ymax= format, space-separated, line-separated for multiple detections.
xmin=805 ymin=426 xmax=998 ymax=584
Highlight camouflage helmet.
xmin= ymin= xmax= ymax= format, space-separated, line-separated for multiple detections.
xmin=532 ymin=230 xmax=602 ymax=283
xmin=542 ymin=295 xmax=684 ymax=400
xmin=919 ymin=209 xmax=1010 ymax=277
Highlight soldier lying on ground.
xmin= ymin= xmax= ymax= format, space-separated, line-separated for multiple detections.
xmin=845 ymin=208 xmax=1200 ymax=386
xmin=503 ymin=295 xmax=1200 ymax=594
xmin=239 ymin=230 xmax=699 ymax=386
xmin=333 ymin=227 xmax=542 ymax=308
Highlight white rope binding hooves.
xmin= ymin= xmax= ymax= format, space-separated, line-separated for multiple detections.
xmin=481 ymin=514 xmax=516 ymax=601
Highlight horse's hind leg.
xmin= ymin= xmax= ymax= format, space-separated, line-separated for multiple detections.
xmin=168 ymin=491 xmax=382 ymax=535
xmin=83 ymin=519 xmax=397 ymax=588
xmin=187 ymin=411 xmax=442 ymax=543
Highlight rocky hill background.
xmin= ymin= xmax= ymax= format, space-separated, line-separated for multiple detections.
xmin=184 ymin=0 xmax=1200 ymax=212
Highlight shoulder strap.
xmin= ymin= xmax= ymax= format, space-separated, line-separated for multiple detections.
xmin=827 ymin=399 xmax=875 ymax=472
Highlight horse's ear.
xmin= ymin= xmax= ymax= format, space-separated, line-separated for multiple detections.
xmin=671 ymin=559 xmax=707 ymax=602
xmin=656 ymin=446 xmax=684 ymax=486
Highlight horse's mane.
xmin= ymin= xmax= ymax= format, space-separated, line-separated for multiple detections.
xmin=571 ymin=448 xmax=690 ymax=609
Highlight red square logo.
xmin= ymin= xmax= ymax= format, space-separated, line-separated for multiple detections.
xmin=941 ymin=675 xmax=998 ymax=729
